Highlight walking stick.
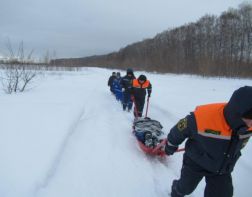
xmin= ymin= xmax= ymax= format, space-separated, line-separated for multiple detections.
xmin=145 ymin=96 xmax=150 ymax=118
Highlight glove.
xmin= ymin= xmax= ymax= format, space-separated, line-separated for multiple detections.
xmin=122 ymin=88 xmax=125 ymax=92
xmin=147 ymin=91 xmax=151 ymax=98
xmin=165 ymin=141 xmax=178 ymax=156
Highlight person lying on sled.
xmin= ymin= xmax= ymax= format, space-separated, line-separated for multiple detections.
xmin=134 ymin=117 xmax=164 ymax=148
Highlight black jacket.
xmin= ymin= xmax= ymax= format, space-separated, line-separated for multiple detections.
xmin=132 ymin=79 xmax=152 ymax=100
xmin=120 ymin=74 xmax=136 ymax=93
xmin=108 ymin=75 xmax=116 ymax=87
xmin=167 ymin=86 xmax=252 ymax=174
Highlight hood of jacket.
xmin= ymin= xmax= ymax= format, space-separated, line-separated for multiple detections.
xmin=224 ymin=86 xmax=252 ymax=132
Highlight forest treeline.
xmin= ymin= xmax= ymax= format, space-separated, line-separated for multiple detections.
xmin=51 ymin=2 xmax=252 ymax=78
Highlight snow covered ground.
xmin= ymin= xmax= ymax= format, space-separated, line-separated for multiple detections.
xmin=0 ymin=67 xmax=251 ymax=197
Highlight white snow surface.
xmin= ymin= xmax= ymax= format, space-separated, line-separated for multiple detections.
xmin=0 ymin=67 xmax=251 ymax=197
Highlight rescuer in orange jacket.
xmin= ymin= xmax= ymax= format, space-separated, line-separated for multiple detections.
xmin=165 ymin=86 xmax=252 ymax=197
xmin=131 ymin=75 xmax=152 ymax=117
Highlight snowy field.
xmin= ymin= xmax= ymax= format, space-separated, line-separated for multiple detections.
xmin=0 ymin=67 xmax=251 ymax=197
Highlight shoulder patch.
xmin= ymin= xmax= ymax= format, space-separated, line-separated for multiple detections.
xmin=177 ymin=118 xmax=187 ymax=131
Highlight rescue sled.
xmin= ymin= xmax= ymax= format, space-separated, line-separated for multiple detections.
xmin=133 ymin=117 xmax=167 ymax=157
xmin=136 ymin=138 xmax=167 ymax=157
xmin=131 ymin=97 xmax=184 ymax=157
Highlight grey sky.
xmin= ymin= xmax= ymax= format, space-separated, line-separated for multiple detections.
xmin=0 ymin=0 xmax=246 ymax=59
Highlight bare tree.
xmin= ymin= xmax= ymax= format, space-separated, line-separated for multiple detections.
xmin=1 ymin=39 xmax=38 ymax=94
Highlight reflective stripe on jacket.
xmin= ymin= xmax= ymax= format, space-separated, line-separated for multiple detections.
xmin=195 ymin=103 xmax=252 ymax=140
xmin=168 ymin=103 xmax=252 ymax=174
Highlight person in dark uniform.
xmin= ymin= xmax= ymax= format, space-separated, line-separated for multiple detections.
xmin=165 ymin=86 xmax=252 ymax=197
xmin=120 ymin=68 xmax=136 ymax=111
xmin=113 ymin=72 xmax=123 ymax=102
xmin=107 ymin=72 xmax=117 ymax=94
xmin=131 ymin=75 xmax=152 ymax=117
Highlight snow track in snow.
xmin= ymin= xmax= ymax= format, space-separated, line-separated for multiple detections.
xmin=1 ymin=69 xmax=252 ymax=197
xmin=33 ymin=70 xmax=186 ymax=197
xmin=34 ymin=76 xmax=100 ymax=197
xmin=34 ymin=87 xmax=176 ymax=197
xmin=33 ymin=102 xmax=87 ymax=196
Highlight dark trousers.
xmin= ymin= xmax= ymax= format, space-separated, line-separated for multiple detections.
xmin=134 ymin=97 xmax=145 ymax=117
xmin=171 ymin=156 xmax=233 ymax=197
xmin=122 ymin=91 xmax=133 ymax=111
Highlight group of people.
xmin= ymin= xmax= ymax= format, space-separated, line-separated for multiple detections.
xmin=108 ymin=68 xmax=152 ymax=117
xmin=109 ymin=69 xmax=252 ymax=197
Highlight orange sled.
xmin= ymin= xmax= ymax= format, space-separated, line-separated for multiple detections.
xmin=137 ymin=138 xmax=167 ymax=157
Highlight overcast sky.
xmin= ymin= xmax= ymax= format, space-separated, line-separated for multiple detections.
xmin=0 ymin=0 xmax=246 ymax=59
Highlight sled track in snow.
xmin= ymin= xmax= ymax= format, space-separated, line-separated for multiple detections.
xmin=33 ymin=104 xmax=88 ymax=197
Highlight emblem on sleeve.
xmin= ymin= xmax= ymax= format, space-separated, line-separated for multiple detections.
xmin=177 ymin=118 xmax=187 ymax=131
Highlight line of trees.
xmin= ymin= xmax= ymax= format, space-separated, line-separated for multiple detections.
xmin=150 ymin=2 xmax=252 ymax=77
xmin=52 ymin=2 xmax=252 ymax=78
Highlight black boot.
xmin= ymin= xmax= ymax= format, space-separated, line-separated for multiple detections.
xmin=171 ymin=180 xmax=184 ymax=197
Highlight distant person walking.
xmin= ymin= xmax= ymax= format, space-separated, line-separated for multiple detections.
xmin=120 ymin=68 xmax=136 ymax=111
xmin=107 ymin=72 xmax=117 ymax=94
xmin=113 ymin=72 xmax=123 ymax=102
xmin=131 ymin=75 xmax=152 ymax=117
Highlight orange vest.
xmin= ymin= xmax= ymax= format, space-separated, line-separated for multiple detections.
xmin=132 ymin=79 xmax=150 ymax=89
xmin=194 ymin=103 xmax=252 ymax=140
